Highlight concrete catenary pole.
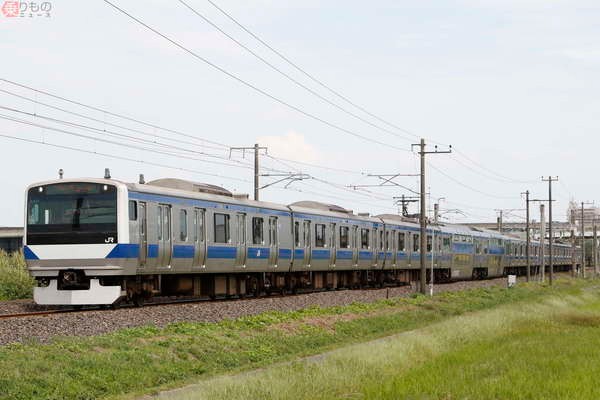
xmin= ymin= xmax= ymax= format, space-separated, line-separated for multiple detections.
xmin=571 ymin=229 xmax=576 ymax=278
xmin=582 ymin=202 xmax=586 ymax=278
xmin=419 ymin=139 xmax=427 ymax=295
xmin=592 ymin=219 xmax=598 ymax=277
xmin=254 ymin=143 xmax=259 ymax=201
xmin=540 ymin=204 xmax=546 ymax=282
xmin=525 ymin=190 xmax=531 ymax=282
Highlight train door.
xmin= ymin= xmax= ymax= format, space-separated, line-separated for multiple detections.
xmin=303 ymin=220 xmax=311 ymax=266
xmin=193 ymin=208 xmax=206 ymax=267
xmin=372 ymin=228 xmax=379 ymax=266
xmin=236 ymin=213 xmax=247 ymax=267
xmin=329 ymin=223 xmax=337 ymax=266
xmin=352 ymin=225 xmax=359 ymax=266
xmin=157 ymin=204 xmax=172 ymax=268
xmin=138 ymin=202 xmax=147 ymax=267
xmin=392 ymin=230 xmax=397 ymax=267
xmin=269 ymin=216 xmax=279 ymax=267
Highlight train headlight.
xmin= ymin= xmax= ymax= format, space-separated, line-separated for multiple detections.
xmin=38 ymin=278 xmax=50 ymax=288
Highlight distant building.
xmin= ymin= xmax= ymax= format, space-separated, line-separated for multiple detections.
xmin=0 ymin=227 xmax=23 ymax=253
xmin=568 ymin=201 xmax=600 ymax=227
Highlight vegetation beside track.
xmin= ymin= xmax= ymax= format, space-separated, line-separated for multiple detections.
xmin=0 ymin=251 xmax=34 ymax=301
xmin=0 ymin=278 xmax=592 ymax=400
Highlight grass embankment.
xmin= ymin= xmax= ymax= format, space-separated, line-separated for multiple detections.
xmin=0 ymin=251 xmax=33 ymax=300
xmin=0 ymin=279 xmax=590 ymax=400
xmin=159 ymin=281 xmax=600 ymax=400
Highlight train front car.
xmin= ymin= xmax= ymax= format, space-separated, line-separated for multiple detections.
xmin=24 ymin=179 xmax=131 ymax=305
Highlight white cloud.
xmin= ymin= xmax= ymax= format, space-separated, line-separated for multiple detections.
xmin=257 ymin=131 xmax=319 ymax=163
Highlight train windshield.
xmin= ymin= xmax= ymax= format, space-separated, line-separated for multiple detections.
xmin=27 ymin=182 xmax=118 ymax=245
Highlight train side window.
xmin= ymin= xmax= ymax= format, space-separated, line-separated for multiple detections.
xmin=315 ymin=224 xmax=326 ymax=247
xmin=427 ymin=235 xmax=432 ymax=252
xmin=385 ymin=231 xmax=391 ymax=251
xmin=339 ymin=226 xmax=349 ymax=248
xmin=214 ymin=213 xmax=230 ymax=243
xmin=129 ymin=200 xmax=137 ymax=221
xmin=252 ymin=217 xmax=264 ymax=245
xmin=294 ymin=221 xmax=301 ymax=247
xmin=414 ymin=234 xmax=420 ymax=252
xmin=360 ymin=228 xmax=369 ymax=249
xmin=398 ymin=232 xmax=405 ymax=251
xmin=179 ymin=209 xmax=188 ymax=241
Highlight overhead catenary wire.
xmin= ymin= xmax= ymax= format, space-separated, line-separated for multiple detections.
xmin=204 ymin=0 xmax=428 ymax=144
xmin=0 ymin=78 xmax=232 ymax=150
xmin=0 ymin=132 xmax=251 ymax=183
xmin=0 ymin=106 xmax=278 ymax=169
xmin=0 ymin=87 xmax=229 ymax=152
xmin=177 ymin=0 xmax=415 ymax=143
xmin=101 ymin=0 xmax=411 ymax=153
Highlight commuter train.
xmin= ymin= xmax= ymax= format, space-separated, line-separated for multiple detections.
xmin=24 ymin=176 xmax=574 ymax=305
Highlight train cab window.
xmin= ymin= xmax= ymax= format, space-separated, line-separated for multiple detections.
xmin=360 ymin=228 xmax=369 ymax=249
xmin=340 ymin=226 xmax=350 ymax=248
xmin=398 ymin=232 xmax=406 ymax=252
xmin=179 ymin=210 xmax=188 ymax=241
xmin=413 ymin=234 xmax=420 ymax=252
xmin=315 ymin=224 xmax=326 ymax=247
xmin=427 ymin=235 xmax=432 ymax=252
xmin=252 ymin=217 xmax=264 ymax=245
xmin=294 ymin=221 xmax=301 ymax=247
xmin=129 ymin=200 xmax=137 ymax=221
xmin=214 ymin=213 xmax=230 ymax=243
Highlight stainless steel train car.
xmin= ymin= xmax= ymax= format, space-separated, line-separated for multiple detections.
xmin=23 ymin=177 xmax=575 ymax=305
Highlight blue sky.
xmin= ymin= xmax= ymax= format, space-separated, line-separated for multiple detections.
xmin=1 ymin=0 xmax=599 ymax=226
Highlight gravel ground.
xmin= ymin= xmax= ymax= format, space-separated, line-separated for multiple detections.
xmin=0 ymin=278 xmax=510 ymax=346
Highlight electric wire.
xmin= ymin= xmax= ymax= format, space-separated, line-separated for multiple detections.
xmin=102 ymin=0 xmax=411 ymax=152
xmin=0 ymin=132 xmax=251 ymax=183
xmin=177 ymin=0 xmax=415 ymax=143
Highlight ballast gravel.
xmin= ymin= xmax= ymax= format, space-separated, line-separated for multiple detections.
xmin=0 ymin=278 xmax=510 ymax=346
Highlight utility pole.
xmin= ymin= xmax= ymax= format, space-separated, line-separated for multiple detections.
xmin=497 ymin=210 xmax=503 ymax=233
xmin=571 ymin=229 xmax=576 ymax=277
xmin=229 ymin=144 xmax=267 ymax=201
xmin=434 ymin=203 xmax=439 ymax=224
xmin=542 ymin=176 xmax=558 ymax=285
xmin=582 ymin=203 xmax=586 ymax=278
xmin=411 ymin=139 xmax=452 ymax=295
xmin=393 ymin=195 xmax=419 ymax=217
xmin=594 ymin=221 xmax=598 ymax=277
xmin=540 ymin=204 xmax=546 ymax=282
xmin=522 ymin=190 xmax=531 ymax=282
xmin=580 ymin=202 xmax=594 ymax=278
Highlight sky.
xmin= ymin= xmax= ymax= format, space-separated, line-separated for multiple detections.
xmin=1 ymin=0 xmax=599 ymax=227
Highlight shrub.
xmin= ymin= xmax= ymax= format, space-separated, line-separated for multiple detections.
xmin=0 ymin=250 xmax=34 ymax=300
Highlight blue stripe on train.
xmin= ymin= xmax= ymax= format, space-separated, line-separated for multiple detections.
xmin=279 ymin=248 xmax=292 ymax=259
xmin=207 ymin=246 xmax=237 ymax=259
xmin=337 ymin=250 xmax=353 ymax=260
xmin=248 ymin=247 xmax=269 ymax=259
xmin=312 ymin=249 xmax=330 ymax=260
xmin=23 ymin=246 xmax=39 ymax=260
xmin=173 ymin=245 xmax=194 ymax=259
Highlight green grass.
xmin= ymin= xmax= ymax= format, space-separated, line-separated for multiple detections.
xmin=162 ymin=281 xmax=600 ymax=400
xmin=0 ymin=250 xmax=34 ymax=300
xmin=0 ymin=279 xmax=590 ymax=400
